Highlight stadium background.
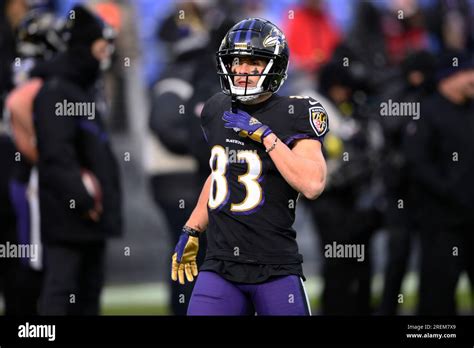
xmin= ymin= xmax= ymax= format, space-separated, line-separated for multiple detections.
xmin=0 ymin=0 xmax=473 ymax=315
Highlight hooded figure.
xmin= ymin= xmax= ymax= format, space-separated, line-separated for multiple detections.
xmin=33 ymin=5 xmax=122 ymax=315
xmin=403 ymin=50 xmax=474 ymax=315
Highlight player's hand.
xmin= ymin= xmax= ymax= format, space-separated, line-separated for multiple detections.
xmin=171 ymin=226 xmax=199 ymax=284
xmin=222 ymin=109 xmax=273 ymax=143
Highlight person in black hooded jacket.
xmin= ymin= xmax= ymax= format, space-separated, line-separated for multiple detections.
xmin=403 ymin=51 xmax=474 ymax=315
xmin=33 ymin=5 xmax=122 ymax=315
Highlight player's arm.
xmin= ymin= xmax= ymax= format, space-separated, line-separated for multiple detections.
xmin=222 ymin=107 xmax=327 ymax=200
xmin=263 ymin=135 xmax=326 ymax=200
xmin=171 ymin=174 xmax=211 ymax=284
xmin=184 ymin=174 xmax=211 ymax=232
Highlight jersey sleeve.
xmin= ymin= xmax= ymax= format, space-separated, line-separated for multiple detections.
xmin=285 ymin=97 xmax=330 ymax=147
xmin=200 ymin=94 xmax=216 ymax=144
xmin=200 ymin=98 xmax=212 ymax=126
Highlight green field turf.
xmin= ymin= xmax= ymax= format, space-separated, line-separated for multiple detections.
xmin=1 ymin=273 xmax=471 ymax=315
xmin=100 ymin=273 xmax=472 ymax=315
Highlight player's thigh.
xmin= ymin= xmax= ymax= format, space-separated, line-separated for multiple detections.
xmin=187 ymin=271 xmax=252 ymax=316
xmin=252 ymin=275 xmax=311 ymax=316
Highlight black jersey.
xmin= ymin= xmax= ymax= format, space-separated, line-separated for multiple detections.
xmin=200 ymin=92 xmax=329 ymax=283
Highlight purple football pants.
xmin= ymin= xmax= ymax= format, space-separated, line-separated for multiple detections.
xmin=187 ymin=271 xmax=311 ymax=316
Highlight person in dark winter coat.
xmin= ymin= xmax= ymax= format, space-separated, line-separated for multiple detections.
xmin=377 ymin=50 xmax=436 ymax=315
xmin=147 ymin=3 xmax=227 ymax=314
xmin=34 ymin=5 xmax=122 ymax=315
xmin=404 ymin=51 xmax=474 ymax=315
xmin=307 ymin=61 xmax=384 ymax=315
xmin=4 ymin=8 xmax=67 ymax=316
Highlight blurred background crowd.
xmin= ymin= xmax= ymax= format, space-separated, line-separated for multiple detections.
xmin=0 ymin=0 xmax=473 ymax=316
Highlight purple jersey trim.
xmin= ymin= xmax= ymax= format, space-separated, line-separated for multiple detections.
xmin=284 ymin=133 xmax=323 ymax=147
xmin=201 ymin=126 xmax=209 ymax=143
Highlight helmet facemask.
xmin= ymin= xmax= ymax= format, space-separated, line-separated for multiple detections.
xmin=217 ymin=52 xmax=287 ymax=102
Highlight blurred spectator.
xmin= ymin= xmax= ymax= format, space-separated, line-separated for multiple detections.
xmin=1 ymin=0 xmax=27 ymax=103
xmin=382 ymin=0 xmax=430 ymax=65
xmin=338 ymin=1 xmax=390 ymax=91
xmin=425 ymin=0 xmax=474 ymax=53
xmin=147 ymin=1 xmax=227 ymax=315
xmin=282 ymin=0 xmax=341 ymax=95
xmin=377 ymin=50 xmax=436 ymax=315
xmin=4 ymin=8 xmax=68 ymax=315
xmin=283 ymin=0 xmax=341 ymax=75
xmin=89 ymin=0 xmax=140 ymax=133
xmin=34 ymin=5 xmax=122 ymax=315
xmin=307 ymin=61 xmax=383 ymax=315
xmin=0 ymin=0 xmax=29 ymax=316
xmin=403 ymin=51 xmax=474 ymax=315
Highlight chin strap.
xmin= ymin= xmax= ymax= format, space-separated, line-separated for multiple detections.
xmin=231 ymin=95 xmax=239 ymax=112
xmin=236 ymin=92 xmax=272 ymax=104
xmin=236 ymin=94 xmax=260 ymax=102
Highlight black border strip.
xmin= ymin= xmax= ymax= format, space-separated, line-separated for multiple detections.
xmin=0 ymin=315 xmax=473 ymax=345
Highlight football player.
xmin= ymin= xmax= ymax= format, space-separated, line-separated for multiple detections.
xmin=171 ymin=18 xmax=329 ymax=315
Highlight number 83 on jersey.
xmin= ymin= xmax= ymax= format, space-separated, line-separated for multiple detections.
xmin=208 ymin=145 xmax=264 ymax=214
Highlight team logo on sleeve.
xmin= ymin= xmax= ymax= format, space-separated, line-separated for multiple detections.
xmin=309 ymin=106 xmax=328 ymax=136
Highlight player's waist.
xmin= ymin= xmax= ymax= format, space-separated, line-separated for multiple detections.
xmin=205 ymin=248 xmax=303 ymax=265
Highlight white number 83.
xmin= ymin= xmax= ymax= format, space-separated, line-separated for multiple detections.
xmin=208 ymin=145 xmax=263 ymax=213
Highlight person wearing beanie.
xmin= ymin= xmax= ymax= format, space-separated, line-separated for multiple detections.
xmin=32 ymin=5 xmax=122 ymax=315
xmin=403 ymin=50 xmax=474 ymax=315
xmin=67 ymin=5 xmax=106 ymax=46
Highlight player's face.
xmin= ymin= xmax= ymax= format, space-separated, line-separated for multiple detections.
xmin=231 ymin=56 xmax=268 ymax=88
